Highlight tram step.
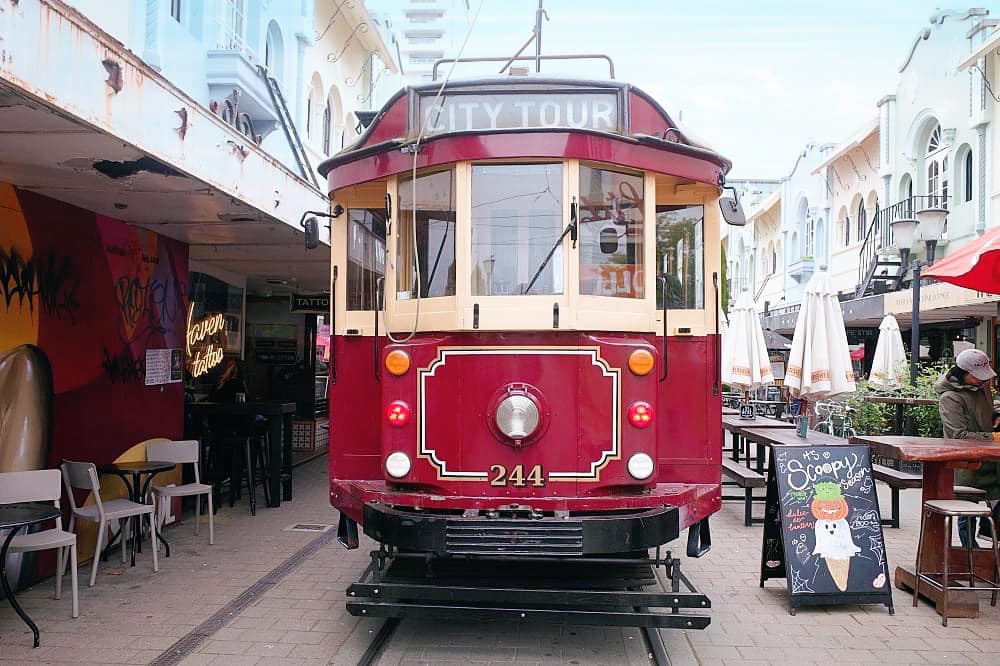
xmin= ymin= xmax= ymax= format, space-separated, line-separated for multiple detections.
xmin=445 ymin=522 xmax=584 ymax=555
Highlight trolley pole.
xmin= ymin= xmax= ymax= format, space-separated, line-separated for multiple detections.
xmin=909 ymin=263 xmax=921 ymax=387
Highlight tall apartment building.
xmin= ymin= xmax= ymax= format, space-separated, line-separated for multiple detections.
xmin=373 ymin=0 xmax=459 ymax=85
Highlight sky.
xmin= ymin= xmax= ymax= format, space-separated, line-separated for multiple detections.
xmin=388 ymin=0 xmax=997 ymax=179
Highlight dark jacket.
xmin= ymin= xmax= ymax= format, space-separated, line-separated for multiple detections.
xmin=935 ymin=373 xmax=1000 ymax=498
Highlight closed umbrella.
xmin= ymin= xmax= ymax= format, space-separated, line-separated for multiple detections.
xmin=869 ymin=315 xmax=907 ymax=389
xmin=785 ymin=271 xmax=856 ymax=429
xmin=722 ymin=291 xmax=774 ymax=390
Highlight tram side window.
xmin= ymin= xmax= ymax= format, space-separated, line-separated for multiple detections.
xmin=655 ymin=204 xmax=704 ymax=310
xmin=578 ymin=166 xmax=644 ymax=299
xmin=471 ymin=164 xmax=564 ymax=296
xmin=346 ymin=208 xmax=387 ymax=311
xmin=397 ymin=169 xmax=457 ymax=299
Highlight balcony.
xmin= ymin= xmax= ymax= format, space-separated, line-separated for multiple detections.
xmin=787 ymin=256 xmax=815 ymax=283
xmin=205 ymin=25 xmax=278 ymax=142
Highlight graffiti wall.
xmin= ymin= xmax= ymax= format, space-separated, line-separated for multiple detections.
xmin=0 ymin=182 xmax=188 ymax=471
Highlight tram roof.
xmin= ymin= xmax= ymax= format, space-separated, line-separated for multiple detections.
xmin=317 ymin=77 xmax=732 ymax=190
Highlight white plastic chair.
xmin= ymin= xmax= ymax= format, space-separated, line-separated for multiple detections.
xmin=0 ymin=469 xmax=78 ymax=618
xmin=60 ymin=461 xmax=158 ymax=587
xmin=147 ymin=440 xmax=214 ymax=545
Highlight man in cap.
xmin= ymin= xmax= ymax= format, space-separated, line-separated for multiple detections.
xmin=936 ymin=348 xmax=1000 ymax=547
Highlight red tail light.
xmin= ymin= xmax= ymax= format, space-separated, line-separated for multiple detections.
xmin=627 ymin=401 xmax=654 ymax=428
xmin=386 ymin=401 xmax=411 ymax=427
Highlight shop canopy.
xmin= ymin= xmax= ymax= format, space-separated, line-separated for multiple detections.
xmin=923 ymin=227 xmax=1000 ymax=295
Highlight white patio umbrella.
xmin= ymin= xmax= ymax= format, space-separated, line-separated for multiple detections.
xmin=785 ymin=270 xmax=856 ymax=404
xmin=869 ymin=315 xmax=907 ymax=390
xmin=722 ymin=291 xmax=774 ymax=390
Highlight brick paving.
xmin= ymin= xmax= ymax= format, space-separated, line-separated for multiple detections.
xmin=2 ymin=436 xmax=1000 ymax=665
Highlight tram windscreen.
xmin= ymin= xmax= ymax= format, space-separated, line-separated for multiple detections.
xmin=471 ymin=164 xmax=564 ymax=296
xmin=656 ymin=204 xmax=704 ymax=310
xmin=397 ymin=169 xmax=457 ymax=299
xmin=578 ymin=166 xmax=645 ymax=299
xmin=346 ymin=208 xmax=387 ymax=311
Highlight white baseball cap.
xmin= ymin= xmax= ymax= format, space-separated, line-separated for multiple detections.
xmin=956 ymin=349 xmax=997 ymax=382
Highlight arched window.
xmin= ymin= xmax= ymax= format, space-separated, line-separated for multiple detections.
xmin=306 ymin=74 xmax=323 ymax=140
xmin=264 ymin=21 xmax=284 ymax=84
xmin=843 ymin=216 xmax=850 ymax=246
xmin=324 ymin=87 xmax=344 ymax=155
xmin=857 ymin=199 xmax=866 ymax=242
xmin=965 ymin=150 xmax=973 ymax=202
xmin=769 ymin=241 xmax=776 ymax=273
xmin=805 ymin=218 xmax=815 ymax=257
xmin=924 ymin=122 xmax=948 ymax=209
xmin=322 ymin=101 xmax=332 ymax=154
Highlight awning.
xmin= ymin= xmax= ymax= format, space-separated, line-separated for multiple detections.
xmin=922 ymin=226 xmax=1000 ymax=295
xmin=958 ymin=29 xmax=1000 ymax=70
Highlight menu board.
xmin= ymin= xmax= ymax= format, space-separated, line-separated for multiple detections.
xmin=760 ymin=445 xmax=893 ymax=614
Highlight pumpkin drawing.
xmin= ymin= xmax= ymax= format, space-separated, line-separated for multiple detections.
xmin=810 ymin=481 xmax=848 ymax=521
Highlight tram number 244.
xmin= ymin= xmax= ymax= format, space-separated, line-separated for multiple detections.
xmin=489 ymin=464 xmax=545 ymax=487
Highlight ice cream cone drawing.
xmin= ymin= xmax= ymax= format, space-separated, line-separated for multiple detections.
xmin=810 ymin=482 xmax=860 ymax=592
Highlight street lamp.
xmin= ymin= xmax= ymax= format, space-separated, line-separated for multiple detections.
xmin=890 ymin=205 xmax=949 ymax=386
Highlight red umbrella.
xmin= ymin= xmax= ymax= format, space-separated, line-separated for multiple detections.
xmin=922 ymin=226 xmax=1000 ymax=294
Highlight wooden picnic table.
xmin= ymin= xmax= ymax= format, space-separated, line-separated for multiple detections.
xmin=867 ymin=396 xmax=938 ymax=435
xmin=850 ymin=434 xmax=1000 ymax=619
xmin=723 ymin=414 xmax=796 ymax=472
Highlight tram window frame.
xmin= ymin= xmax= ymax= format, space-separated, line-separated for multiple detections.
xmin=396 ymin=168 xmax=457 ymax=300
xmin=577 ymin=164 xmax=646 ymax=300
xmin=470 ymin=162 xmax=565 ymax=297
xmin=655 ymin=204 xmax=705 ymax=310
xmin=345 ymin=208 xmax=387 ymax=311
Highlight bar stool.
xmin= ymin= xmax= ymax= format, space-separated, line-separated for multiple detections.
xmin=913 ymin=499 xmax=1000 ymax=626
xmin=954 ymin=486 xmax=994 ymax=544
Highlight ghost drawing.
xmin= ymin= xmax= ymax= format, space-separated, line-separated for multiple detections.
xmin=810 ymin=482 xmax=860 ymax=591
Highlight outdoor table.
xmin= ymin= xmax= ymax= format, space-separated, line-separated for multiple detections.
xmin=739 ymin=425 xmax=845 ymax=471
xmin=186 ymin=401 xmax=296 ymax=507
xmin=722 ymin=407 xmax=739 ymax=416
xmin=868 ymin=396 xmax=938 ymax=435
xmin=851 ymin=434 xmax=1000 ymax=619
xmin=98 ymin=460 xmax=175 ymax=563
xmin=1 ymin=502 xmax=60 ymax=647
xmin=723 ymin=414 xmax=796 ymax=472
xmin=751 ymin=399 xmax=787 ymax=419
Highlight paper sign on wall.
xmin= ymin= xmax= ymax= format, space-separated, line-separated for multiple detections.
xmin=145 ymin=349 xmax=183 ymax=386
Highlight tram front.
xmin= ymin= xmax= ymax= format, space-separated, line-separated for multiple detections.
xmin=318 ymin=75 xmax=742 ymax=574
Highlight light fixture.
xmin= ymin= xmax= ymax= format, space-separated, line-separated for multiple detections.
xmin=627 ymin=453 xmax=655 ymax=480
xmin=914 ymin=206 xmax=947 ymax=263
xmin=385 ymin=350 xmax=411 ymax=376
xmin=628 ymin=349 xmax=655 ymax=376
xmin=385 ymin=401 xmax=411 ymax=427
xmin=890 ymin=218 xmax=918 ymax=271
xmin=495 ymin=394 xmax=540 ymax=440
xmin=626 ymin=401 xmax=654 ymax=428
xmin=385 ymin=451 xmax=411 ymax=478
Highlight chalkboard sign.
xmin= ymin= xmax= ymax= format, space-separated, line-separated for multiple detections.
xmin=739 ymin=401 xmax=755 ymax=420
xmin=760 ymin=445 xmax=893 ymax=614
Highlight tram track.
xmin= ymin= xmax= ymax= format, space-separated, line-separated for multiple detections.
xmin=356 ymin=617 xmax=401 ymax=666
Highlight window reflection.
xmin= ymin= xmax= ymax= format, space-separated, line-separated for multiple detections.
xmin=471 ymin=164 xmax=564 ymax=296
xmin=346 ymin=208 xmax=386 ymax=311
xmin=655 ymin=204 xmax=704 ymax=309
xmin=397 ymin=170 xmax=456 ymax=299
xmin=578 ymin=166 xmax=644 ymax=298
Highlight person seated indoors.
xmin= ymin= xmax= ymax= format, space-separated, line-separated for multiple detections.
xmin=935 ymin=349 xmax=1000 ymax=547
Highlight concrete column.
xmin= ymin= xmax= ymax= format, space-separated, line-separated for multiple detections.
xmin=977 ymin=124 xmax=987 ymax=233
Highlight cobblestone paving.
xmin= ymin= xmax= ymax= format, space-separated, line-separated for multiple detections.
xmin=2 ymin=438 xmax=1000 ymax=665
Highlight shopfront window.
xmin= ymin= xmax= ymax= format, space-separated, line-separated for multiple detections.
xmin=578 ymin=165 xmax=644 ymax=298
xmin=346 ymin=208 xmax=386 ymax=310
xmin=471 ymin=164 xmax=564 ymax=296
xmin=655 ymin=205 xmax=704 ymax=309
xmin=396 ymin=169 xmax=456 ymax=299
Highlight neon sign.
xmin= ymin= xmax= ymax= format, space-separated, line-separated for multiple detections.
xmin=186 ymin=303 xmax=226 ymax=377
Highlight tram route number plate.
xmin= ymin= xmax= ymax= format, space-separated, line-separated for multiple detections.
xmin=489 ymin=464 xmax=545 ymax=487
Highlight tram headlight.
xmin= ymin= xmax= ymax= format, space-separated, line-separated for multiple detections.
xmin=627 ymin=453 xmax=655 ymax=480
xmin=628 ymin=349 xmax=655 ymax=376
xmin=626 ymin=401 xmax=654 ymax=428
xmin=385 ymin=451 xmax=411 ymax=478
xmin=495 ymin=394 xmax=540 ymax=440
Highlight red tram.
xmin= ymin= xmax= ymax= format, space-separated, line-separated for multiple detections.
xmin=315 ymin=60 xmax=742 ymax=629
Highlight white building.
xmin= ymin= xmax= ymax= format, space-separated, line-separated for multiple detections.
xmin=778 ymin=143 xmax=834 ymax=307
xmin=372 ymin=0 xmax=460 ymax=85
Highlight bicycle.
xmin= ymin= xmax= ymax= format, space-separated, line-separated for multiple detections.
xmin=813 ymin=401 xmax=857 ymax=438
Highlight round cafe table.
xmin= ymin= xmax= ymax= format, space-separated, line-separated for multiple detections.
xmin=1 ymin=502 xmax=61 ymax=648
xmin=97 ymin=461 xmax=176 ymax=564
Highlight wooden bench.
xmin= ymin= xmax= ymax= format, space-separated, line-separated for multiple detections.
xmin=872 ymin=464 xmax=921 ymax=529
xmin=722 ymin=458 xmax=766 ymax=527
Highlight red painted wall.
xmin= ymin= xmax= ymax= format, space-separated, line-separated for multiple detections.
xmin=1 ymin=184 xmax=188 ymax=471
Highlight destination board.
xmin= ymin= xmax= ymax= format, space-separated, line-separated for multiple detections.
xmin=760 ymin=445 xmax=893 ymax=614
